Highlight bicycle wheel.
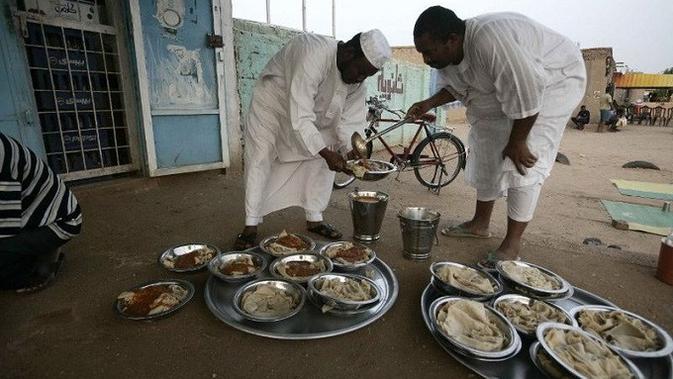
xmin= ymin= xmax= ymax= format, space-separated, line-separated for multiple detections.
xmin=411 ymin=132 xmax=465 ymax=189
xmin=332 ymin=141 xmax=373 ymax=190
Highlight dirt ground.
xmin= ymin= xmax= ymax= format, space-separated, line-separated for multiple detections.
xmin=1 ymin=124 xmax=672 ymax=379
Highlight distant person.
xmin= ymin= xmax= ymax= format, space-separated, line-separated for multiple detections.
xmin=407 ymin=7 xmax=586 ymax=268
xmin=608 ymin=109 xmax=627 ymax=132
xmin=599 ymin=87 xmax=615 ymax=132
xmin=571 ymin=105 xmax=590 ymax=130
xmin=0 ymin=133 xmax=82 ymax=293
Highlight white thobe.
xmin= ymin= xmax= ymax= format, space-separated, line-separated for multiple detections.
xmin=436 ymin=13 xmax=587 ymax=193
xmin=244 ymin=33 xmax=367 ymax=225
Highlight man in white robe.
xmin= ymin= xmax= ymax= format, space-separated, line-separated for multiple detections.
xmin=234 ymin=30 xmax=391 ymax=249
xmin=407 ymin=7 xmax=586 ymax=268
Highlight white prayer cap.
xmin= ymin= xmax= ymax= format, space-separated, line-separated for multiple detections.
xmin=360 ymin=29 xmax=391 ymax=69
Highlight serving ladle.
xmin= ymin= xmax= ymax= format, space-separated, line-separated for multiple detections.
xmin=351 ymin=117 xmax=412 ymax=157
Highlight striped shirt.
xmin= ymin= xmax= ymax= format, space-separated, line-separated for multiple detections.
xmin=0 ymin=133 xmax=82 ymax=240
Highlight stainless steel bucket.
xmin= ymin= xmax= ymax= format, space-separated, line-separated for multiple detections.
xmin=398 ymin=207 xmax=440 ymax=260
xmin=348 ymin=190 xmax=389 ymax=242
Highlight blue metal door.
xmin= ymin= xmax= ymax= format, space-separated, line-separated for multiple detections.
xmin=0 ymin=7 xmax=45 ymax=156
xmin=133 ymin=0 xmax=230 ymax=176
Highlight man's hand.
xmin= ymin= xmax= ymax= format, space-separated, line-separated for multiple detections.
xmin=406 ymin=100 xmax=434 ymax=121
xmin=320 ymin=148 xmax=352 ymax=174
xmin=346 ymin=150 xmax=360 ymax=160
xmin=502 ymin=141 xmax=537 ymax=176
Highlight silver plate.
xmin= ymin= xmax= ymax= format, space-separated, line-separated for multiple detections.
xmin=529 ymin=341 xmax=575 ymax=378
xmin=208 ymin=250 xmax=268 ymax=283
xmin=536 ymin=322 xmax=645 ymax=379
xmin=569 ymin=305 xmax=673 ymax=359
xmin=306 ymin=288 xmax=380 ymax=316
xmin=269 ymin=253 xmax=333 ymax=284
xmin=429 ymin=296 xmax=521 ymax=361
xmin=347 ymin=159 xmax=397 ymax=181
xmin=420 ymin=283 xmax=673 ymax=378
xmin=232 ymin=278 xmax=306 ymax=323
xmin=158 ymin=243 xmax=220 ymax=272
xmin=430 ymin=261 xmax=503 ymax=301
xmin=492 ymin=294 xmax=576 ymax=339
xmin=319 ymin=241 xmax=376 ymax=271
xmin=115 ymin=279 xmax=195 ymax=321
xmin=259 ymin=233 xmax=316 ymax=257
xmin=205 ymin=251 xmax=398 ymax=340
xmin=496 ymin=260 xmax=571 ymax=298
xmin=307 ymin=273 xmax=381 ymax=311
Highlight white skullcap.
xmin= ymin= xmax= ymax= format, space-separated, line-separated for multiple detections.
xmin=360 ymin=29 xmax=391 ymax=69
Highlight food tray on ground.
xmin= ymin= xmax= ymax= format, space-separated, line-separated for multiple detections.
xmin=205 ymin=245 xmax=398 ymax=340
xmin=347 ymin=159 xmax=397 ymax=181
xmin=115 ymin=279 xmax=195 ymax=321
xmin=159 ymin=243 xmax=219 ymax=272
xmin=420 ymin=283 xmax=673 ymax=378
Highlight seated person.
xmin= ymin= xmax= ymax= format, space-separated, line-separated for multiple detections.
xmin=0 ymin=133 xmax=82 ymax=293
xmin=608 ymin=109 xmax=628 ymax=131
xmin=571 ymin=105 xmax=590 ymax=130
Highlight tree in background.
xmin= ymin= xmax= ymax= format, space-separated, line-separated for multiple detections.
xmin=650 ymin=67 xmax=673 ymax=102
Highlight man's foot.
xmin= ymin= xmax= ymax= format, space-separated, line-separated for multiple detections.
xmin=233 ymin=226 xmax=258 ymax=250
xmin=16 ymin=252 xmax=64 ymax=294
xmin=476 ymin=250 xmax=520 ymax=272
xmin=307 ymin=222 xmax=342 ymax=240
xmin=440 ymin=222 xmax=491 ymax=239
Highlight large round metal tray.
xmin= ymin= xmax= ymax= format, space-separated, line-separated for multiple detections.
xmin=420 ymin=283 xmax=673 ymax=378
xmin=205 ymin=251 xmax=398 ymax=340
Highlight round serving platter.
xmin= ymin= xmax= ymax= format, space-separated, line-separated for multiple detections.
xmin=420 ymin=283 xmax=673 ymax=379
xmin=205 ymin=245 xmax=399 ymax=340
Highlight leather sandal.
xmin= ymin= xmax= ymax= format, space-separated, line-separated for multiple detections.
xmin=307 ymin=223 xmax=342 ymax=240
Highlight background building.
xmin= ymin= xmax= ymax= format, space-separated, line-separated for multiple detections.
xmin=0 ymin=0 xmax=444 ymax=181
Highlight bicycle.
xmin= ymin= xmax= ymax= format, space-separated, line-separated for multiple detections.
xmin=333 ymin=97 xmax=467 ymax=192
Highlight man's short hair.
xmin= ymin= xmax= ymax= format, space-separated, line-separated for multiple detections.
xmin=343 ymin=33 xmax=365 ymax=58
xmin=413 ymin=6 xmax=465 ymax=42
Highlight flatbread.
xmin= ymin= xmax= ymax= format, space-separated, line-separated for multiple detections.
xmin=501 ymin=261 xmax=561 ymax=290
xmin=276 ymin=259 xmax=326 ymax=280
xmin=219 ymin=256 xmax=258 ymax=276
xmin=317 ymin=277 xmax=374 ymax=302
xmin=436 ymin=299 xmax=508 ymax=352
xmin=496 ymin=299 xmax=568 ymax=334
xmin=241 ymin=284 xmax=298 ymax=317
xmin=544 ymin=328 xmax=634 ymax=378
xmin=266 ymin=231 xmax=309 ymax=255
xmin=436 ymin=265 xmax=495 ymax=294
xmin=324 ymin=242 xmax=372 ymax=265
xmin=578 ymin=309 xmax=661 ymax=352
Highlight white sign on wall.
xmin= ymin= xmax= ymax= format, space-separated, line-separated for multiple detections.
xmin=23 ymin=0 xmax=101 ymax=25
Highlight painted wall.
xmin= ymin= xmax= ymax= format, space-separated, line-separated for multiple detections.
xmin=233 ymin=19 xmax=446 ymax=149
xmin=577 ymin=48 xmax=615 ymax=124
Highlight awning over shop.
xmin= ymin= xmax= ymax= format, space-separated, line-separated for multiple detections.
xmin=613 ymin=73 xmax=673 ymax=89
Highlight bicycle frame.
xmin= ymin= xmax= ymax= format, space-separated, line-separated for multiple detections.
xmin=365 ymin=118 xmax=463 ymax=171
